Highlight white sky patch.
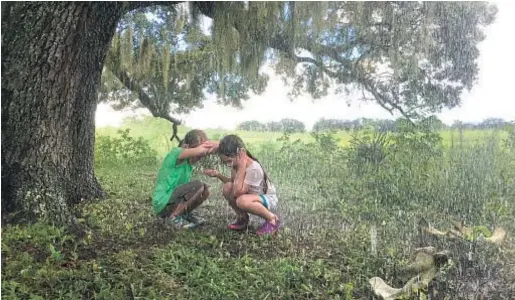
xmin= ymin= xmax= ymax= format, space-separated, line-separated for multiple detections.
xmin=96 ymin=1 xmax=515 ymax=129
xmin=438 ymin=0 xmax=515 ymax=124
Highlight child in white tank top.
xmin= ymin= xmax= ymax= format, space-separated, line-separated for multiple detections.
xmin=202 ymin=134 xmax=280 ymax=236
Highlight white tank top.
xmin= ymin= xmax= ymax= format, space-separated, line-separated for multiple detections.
xmin=243 ymin=161 xmax=276 ymax=195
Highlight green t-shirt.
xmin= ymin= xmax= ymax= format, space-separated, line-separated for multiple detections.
xmin=152 ymin=147 xmax=193 ymax=215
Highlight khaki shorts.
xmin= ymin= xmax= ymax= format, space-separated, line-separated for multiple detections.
xmin=158 ymin=180 xmax=206 ymax=218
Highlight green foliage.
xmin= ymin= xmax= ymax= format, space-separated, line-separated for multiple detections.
xmin=347 ymin=128 xmax=391 ymax=172
xmin=1 ymin=223 xmax=75 ymax=261
xmin=151 ymin=244 xmax=353 ymax=299
xmin=237 ymin=120 xmax=267 ymax=131
xmin=101 ymin=2 xmax=497 ymax=126
xmin=470 ymin=225 xmax=493 ymax=240
xmin=238 ymin=119 xmax=306 ymax=133
xmin=101 ymin=3 xmax=270 ymax=119
xmin=3 ymin=122 xmax=515 ymax=299
xmin=343 ymin=125 xmax=445 ymax=221
xmin=503 ymin=122 xmax=515 ymax=150
xmin=275 ymin=2 xmax=498 ymax=117
xmin=101 ymin=7 xmax=214 ymax=114
xmin=442 ymin=134 xmax=513 ymax=222
xmin=94 ymin=128 xmax=157 ymax=167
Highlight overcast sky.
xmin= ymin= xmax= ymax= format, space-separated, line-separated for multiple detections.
xmin=96 ymin=1 xmax=515 ymax=130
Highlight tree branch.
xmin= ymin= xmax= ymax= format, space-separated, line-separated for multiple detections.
xmin=109 ymin=66 xmax=182 ymax=125
xmin=360 ymin=77 xmax=416 ymax=125
xmin=123 ymin=1 xmax=182 ymax=12
xmin=294 ymin=56 xmax=351 ymax=83
xmin=125 ymin=1 xmax=414 ymax=123
xmin=193 ymin=1 xmax=216 ymax=19
xmin=111 ymin=66 xmax=183 ymax=142
xmin=275 ymin=27 xmax=416 ymax=124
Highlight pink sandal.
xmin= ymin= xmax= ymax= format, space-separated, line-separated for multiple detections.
xmin=228 ymin=217 xmax=249 ymax=231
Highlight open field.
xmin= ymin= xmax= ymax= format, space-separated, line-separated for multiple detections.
xmin=95 ymin=116 xmax=510 ymax=158
xmin=2 ymin=117 xmax=515 ymax=299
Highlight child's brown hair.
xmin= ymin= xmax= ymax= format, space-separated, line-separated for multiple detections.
xmin=178 ymin=129 xmax=207 ymax=148
xmin=218 ymin=134 xmax=270 ymax=193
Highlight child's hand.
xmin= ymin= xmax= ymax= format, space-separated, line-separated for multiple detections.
xmin=204 ymin=140 xmax=219 ymax=149
xmin=202 ymin=169 xmax=220 ymax=177
xmin=201 ymin=141 xmax=218 ymax=154
xmin=198 ymin=143 xmax=213 ymax=155
xmin=234 ymin=151 xmax=248 ymax=168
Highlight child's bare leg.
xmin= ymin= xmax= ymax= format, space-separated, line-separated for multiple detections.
xmin=235 ymin=194 xmax=277 ymax=225
xmin=184 ymin=183 xmax=210 ymax=214
xmin=171 ymin=183 xmax=209 ymax=217
xmin=222 ymin=182 xmax=248 ymax=220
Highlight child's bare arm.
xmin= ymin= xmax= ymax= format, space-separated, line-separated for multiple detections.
xmin=178 ymin=144 xmax=210 ymax=160
xmin=202 ymin=169 xmax=232 ymax=183
xmin=230 ymin=167 xmax=237 ymax=181
xmin=215 ymin=167 xmax=236 ymax=183
xmin=203 ymin=140 xmax=220 ymax=153
xmin=216 ymin=173 xmax=232 ymax=183
xmin=232 ymin=167 xmax=249 ymax=198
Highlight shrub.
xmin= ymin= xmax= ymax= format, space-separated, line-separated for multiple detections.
xmin=95 ymin=128 xmax=157 ymax=167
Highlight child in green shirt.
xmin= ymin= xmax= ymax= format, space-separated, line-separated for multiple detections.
xmin=152 ymin=129 xmax=218 ymax=229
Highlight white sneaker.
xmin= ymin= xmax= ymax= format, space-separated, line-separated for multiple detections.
xmin=164 ymin=216 xmax=196 ymax=229
xmin=183 ymin=212 xmax=206 ymax=227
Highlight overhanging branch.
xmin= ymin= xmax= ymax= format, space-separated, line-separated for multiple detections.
xmin=107 ymin=66 xmax=183 ymax=142
xmin=112 ymin=68 xmax=181 ymax=123
xmin=109 ymin=69 xmax=182 ymax=143
xmin=278 ymin=32 xmax=415 ymax=123
xmin=127 ymin=1 xmax=415 ymax=124
xmin=361 ymin=77 xmax=416 ymax=125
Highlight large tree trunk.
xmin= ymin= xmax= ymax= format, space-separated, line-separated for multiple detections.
xmin=1 ymin=2 xmax=126 ymax=225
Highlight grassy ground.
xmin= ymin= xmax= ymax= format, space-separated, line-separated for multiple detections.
xmin=2 ymin=118 xmax=515 ymax=299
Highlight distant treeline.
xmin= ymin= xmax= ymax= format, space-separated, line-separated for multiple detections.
xmin=237 ymin=119 xmax=306 ymax=133
xmin=237 ymin=117 xmax=513 ymax=132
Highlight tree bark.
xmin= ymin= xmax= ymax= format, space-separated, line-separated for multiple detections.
xmin=1 ymin=2 xmax=126 ymax=225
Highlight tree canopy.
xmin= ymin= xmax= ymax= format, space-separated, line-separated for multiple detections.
xmin=100 ymin=1 xmax=497 ymax=125
xmin=0 ymin=1 xmax=501 ymax=226
xmin=99 ymin=3 xmax=269 ymax=125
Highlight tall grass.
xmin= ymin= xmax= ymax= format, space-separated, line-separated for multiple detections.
xmin=96 ymin=116 xmax=509 ymax=158
xmin=2 ymin=117 xmax=514 ymax=299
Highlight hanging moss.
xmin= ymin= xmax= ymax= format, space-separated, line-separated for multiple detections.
xmin=175 ymin=13 xmax=185 ymax=35
xmin=161 ymin=29 xmax=171 ymax=93
xmin=137 ymin=37 xmax=152 ymax=80
xmin=122 ymin=27 xmax=133 ymax=72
